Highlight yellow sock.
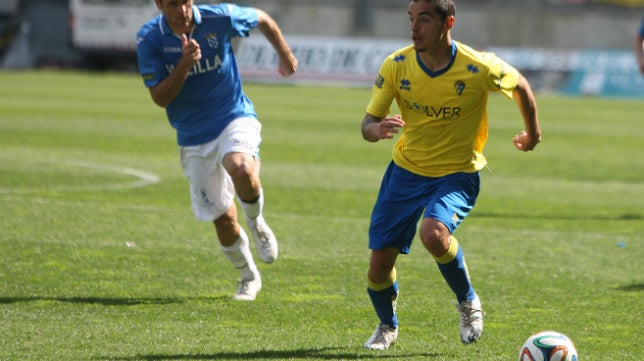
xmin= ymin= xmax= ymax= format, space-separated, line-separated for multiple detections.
xmin=434 ymin=236 xmax=460 ymax=264
xmin=368 ymin=267 xmax=397 ymax=291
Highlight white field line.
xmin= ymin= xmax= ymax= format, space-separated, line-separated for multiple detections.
xmin=1 ymin=196 xmax=176 ymax=214
xmin=0 ymin=160 xmax=160 ymax=195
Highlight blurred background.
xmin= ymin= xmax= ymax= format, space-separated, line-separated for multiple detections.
xmin=1 ymin=0 xmax=643 ymax=96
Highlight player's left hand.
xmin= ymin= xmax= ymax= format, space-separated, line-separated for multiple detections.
xmin=513 ymin=130 xmax=540 ymax=151
xmin=278 ymin=53 xmax=298 ymax=77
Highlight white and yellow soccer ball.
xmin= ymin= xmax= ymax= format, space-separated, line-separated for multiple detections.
xmin=519 ymin=331 xmax=578 ymax=361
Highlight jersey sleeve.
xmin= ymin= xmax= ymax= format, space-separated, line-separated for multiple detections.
xmin=136 ymin=25 xmax=166 ymax=88
xmin=484 ymin=53 xmax=520 ymax=99
xmin=366 ymin=57 xmax=396 ymax=118
xmin=221 ymin=3 xmax=259 ymax=38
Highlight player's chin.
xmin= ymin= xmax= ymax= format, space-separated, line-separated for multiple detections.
xmin=411 ymin=38 xmax=424 ymax=51
xmin=414 ymin=46 xmax=427 ymax=53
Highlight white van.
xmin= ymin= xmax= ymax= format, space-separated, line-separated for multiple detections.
xmin=69 ymin=0 xmax=160 ymax=68
xmin=0 ymin=0 xmax=20 ymax=15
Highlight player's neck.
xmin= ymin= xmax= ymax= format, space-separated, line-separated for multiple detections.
xmin=417 ymin=40 xmax=453 ymax=73
xmin=171 ymin=23 xmax=194 ymax=36
xmin=163 ymin=14 xmax=195 ymax=36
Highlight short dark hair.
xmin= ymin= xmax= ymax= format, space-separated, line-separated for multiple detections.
xmin=411 ymin=0 xmax=456 ymax=21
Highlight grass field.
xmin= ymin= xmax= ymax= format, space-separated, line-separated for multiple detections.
xmin=0 ymin=70 xmax=642 ymax=361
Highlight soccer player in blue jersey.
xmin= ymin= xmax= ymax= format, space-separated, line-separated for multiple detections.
xmin=635 ymin=15 xmax=644 ymax=75
xmin=136 ymin=0 xmax=297 ymax=301
xmin=361 ymin=0 xmax=541 ymax=349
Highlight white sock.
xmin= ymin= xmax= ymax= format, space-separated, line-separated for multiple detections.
xmin=239 ymin=188 xmax=263 ymax=221
xmin=220 ymin=229 xmax=258 ymax=280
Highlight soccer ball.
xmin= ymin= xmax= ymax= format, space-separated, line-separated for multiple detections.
xmin=519 ymin=331 xmax=578 ymax=361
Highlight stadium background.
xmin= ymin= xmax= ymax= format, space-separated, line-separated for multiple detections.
xmin=1 ymin=0 xmax=643 ymax=96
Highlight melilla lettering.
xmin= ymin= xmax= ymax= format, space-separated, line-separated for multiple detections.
xmin=165 ymin=54 xmax=223 ymax=76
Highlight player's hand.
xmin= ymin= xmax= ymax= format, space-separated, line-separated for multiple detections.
xmin=181 ymin=34 xmax=201 ymax=67
xmin=278 ymin=53 xmax=298 ymax=77
xmin=513 ymin=130 xmax=540 ymax=151
xmin=377 ymin=115 xmax=405 ymax=140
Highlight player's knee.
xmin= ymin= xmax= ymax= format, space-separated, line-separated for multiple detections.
xmin=214 ymin=207 xmax=237 ymax=231
xmin=367 ymin=269 xmax=386 ymax=284
xmin=224 ymin=154 xmax=255 ymax=180
xmin=368 ymin=267 xmax=396 ymax=290
xmin=420 ymin=223 xmax=450 ymax=257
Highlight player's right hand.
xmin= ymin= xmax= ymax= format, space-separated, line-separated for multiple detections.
xmin=378 ymin=115 xmax=405 ymax=139
xmin=181 ymin=34 xmax=201 ymax=66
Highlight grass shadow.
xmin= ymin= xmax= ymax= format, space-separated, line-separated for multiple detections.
xmin=616 ymin=283 xmax=644 ymax=292
xmin=0 ymin=295 xmax=227 ymax=305
xmin=98 ymin=347 xmax=434 ymax=360
xmin=472 ymin=211 xmax=642 ymax=222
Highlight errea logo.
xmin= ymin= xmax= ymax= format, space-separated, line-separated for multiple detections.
xmin=399 ymin=79 xmax=411 ymax=91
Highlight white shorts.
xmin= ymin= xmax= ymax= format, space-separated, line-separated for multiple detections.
xmin=179 ymin=117 xmax=262 ymax=222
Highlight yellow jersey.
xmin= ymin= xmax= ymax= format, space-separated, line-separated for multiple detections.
xmin=366 ymin=41 xmax=520 ymax=177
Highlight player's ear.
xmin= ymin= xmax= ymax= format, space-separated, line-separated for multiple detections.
xmin=445 ymin=15 xmax=455 ymax=30
xmin=154 ymin=0 xmax=162 ymax=11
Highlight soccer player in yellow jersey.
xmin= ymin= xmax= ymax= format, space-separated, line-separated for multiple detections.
xmin=361 ymin=0 xmax=541 ymax=350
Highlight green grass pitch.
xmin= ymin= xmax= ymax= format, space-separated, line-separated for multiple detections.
xmin=0 ymin=70 xmax=642 ymax=360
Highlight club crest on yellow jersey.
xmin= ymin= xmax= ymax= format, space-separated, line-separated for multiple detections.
xmin=454 ymin=80 xmax=465 ymax=96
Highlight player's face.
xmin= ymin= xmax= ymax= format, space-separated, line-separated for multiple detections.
xmin=156 ymin=0 xmax=194 ymax=34
xmin=408 ymin=1 xmax=452 ymax=52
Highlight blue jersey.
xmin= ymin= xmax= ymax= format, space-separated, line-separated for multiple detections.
xmin=136 ymin=4 xmax=259 ymax=146
xmin=640 ymin=16 xmax=644 ymax=37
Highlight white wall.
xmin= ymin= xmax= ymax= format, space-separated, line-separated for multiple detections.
xmin=255 ymin=1 xmax=643 ymax=50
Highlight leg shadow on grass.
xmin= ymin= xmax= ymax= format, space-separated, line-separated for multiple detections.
xmin=616 ymin=283 xmax=644 ymax=292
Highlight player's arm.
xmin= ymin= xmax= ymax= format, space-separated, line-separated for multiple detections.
xmin=255 ymin=8 xmax=297 ymax=77
xmin=148 ymin=34 xmax=201 ymax=108
xmin=361 ymin=113 xmax=405 ymax=143
xmin=635 ymin=31 xmax=644 ymax=75
xmin=512 ymin=75 xmax=541 ymax=152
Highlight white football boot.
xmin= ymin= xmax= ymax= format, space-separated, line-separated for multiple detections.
xmin=364 ymin=324 xmax=398 ymax=350
xmin=247 ymin=215 xmax=278 ymax=263
xmin=458 ymin=295 xmax=484 ymax=344
xmin=233 ymin=276 xmax=262 ymax=301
